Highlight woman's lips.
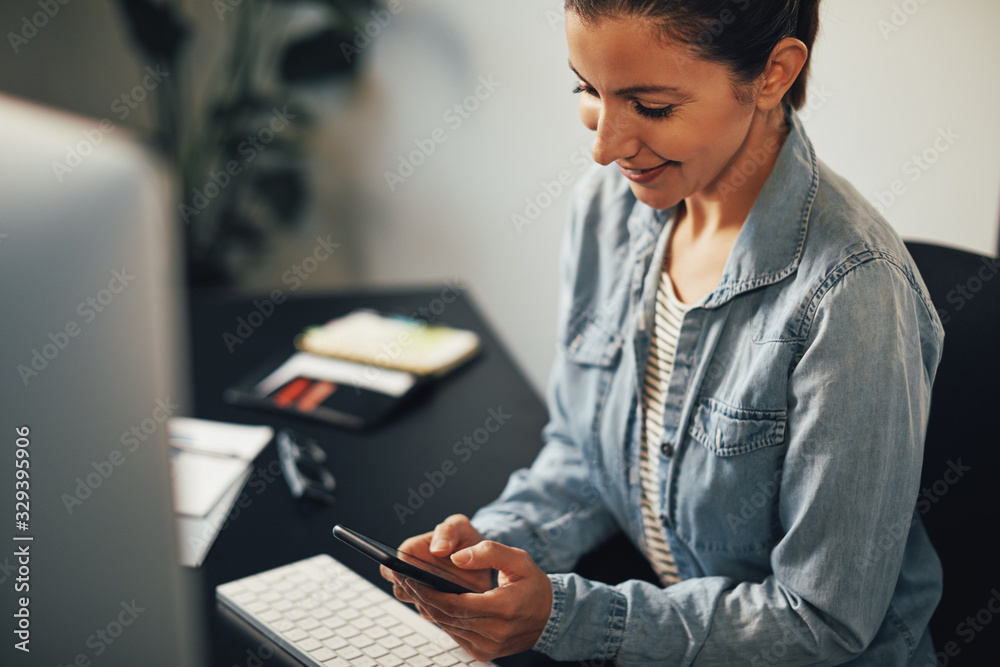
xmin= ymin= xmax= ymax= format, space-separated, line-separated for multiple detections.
xmin=619 ymin=161 xmax=675 ymax=184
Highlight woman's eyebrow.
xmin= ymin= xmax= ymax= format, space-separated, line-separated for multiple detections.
xmin=569 ymin=62 xmax=687 ymax=97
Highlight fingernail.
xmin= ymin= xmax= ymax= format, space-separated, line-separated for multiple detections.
xmin=451 ymin=550 xmax=471 ymax=565
xmin=431 ymin=539 xmax=448 ymax=552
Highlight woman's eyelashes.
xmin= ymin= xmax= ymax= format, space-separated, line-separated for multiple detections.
xmin=633 ymin=103 xmax=675 ymax=120
xmin=572 ymin=83 xmax=676 ymax=120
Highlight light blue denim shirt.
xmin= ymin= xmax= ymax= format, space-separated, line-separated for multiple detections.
xmin=471 ymin=108 xmax=945 ymax=666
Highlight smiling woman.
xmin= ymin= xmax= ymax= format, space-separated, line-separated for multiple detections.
xmin=384 ymin=2 xmax=947 ymax=665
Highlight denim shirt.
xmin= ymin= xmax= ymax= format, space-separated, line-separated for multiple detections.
xmin=470 ymin=108 xmax=945 ymax=666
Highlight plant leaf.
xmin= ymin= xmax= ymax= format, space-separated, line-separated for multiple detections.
xmin=116 ymin=0 xmax=187 ymax=63
xmin=280 ymin=28 xmax=360 ymax=83
xmin=253 ymin=168 xmax=306 ymax=223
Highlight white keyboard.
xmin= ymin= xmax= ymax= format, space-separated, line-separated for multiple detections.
xmin=216 ymin=554 xmax=496 ymax=667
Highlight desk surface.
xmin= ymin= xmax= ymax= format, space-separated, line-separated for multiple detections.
xmin=186 ymin=286 xmax=573 ymax=666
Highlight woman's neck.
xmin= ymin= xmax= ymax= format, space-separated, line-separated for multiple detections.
xmin=679 ymin=105 xmax=789 ymax=238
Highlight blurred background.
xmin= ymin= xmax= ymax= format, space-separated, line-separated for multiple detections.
xmin=2 ymin=0 xmax=998 ymax=395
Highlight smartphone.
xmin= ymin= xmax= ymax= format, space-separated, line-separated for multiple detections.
xmin=332 ymin=524 xmax=485 ymax=595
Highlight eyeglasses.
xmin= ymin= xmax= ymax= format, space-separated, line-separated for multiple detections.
xmin=277 ymin=429 xmax=336 ymax=505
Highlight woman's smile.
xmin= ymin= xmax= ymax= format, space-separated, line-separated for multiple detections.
xmin=618 ymin=160 xmax=677 ymax=184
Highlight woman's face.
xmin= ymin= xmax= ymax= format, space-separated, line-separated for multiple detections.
xmin=566 ymin=12 xmax=760 ymax=211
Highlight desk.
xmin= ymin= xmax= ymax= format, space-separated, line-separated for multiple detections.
xmin=186 ymin=287 xmax=577 ymax=666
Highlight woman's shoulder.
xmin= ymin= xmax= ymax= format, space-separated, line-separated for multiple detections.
xmin=786 ymin=159 xmax=943 ymax=341
xmin=800 ymin=159 xmax=927 ymax=292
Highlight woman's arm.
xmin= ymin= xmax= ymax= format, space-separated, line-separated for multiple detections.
xmin=469 ymin=178 xmax=622 ymax=572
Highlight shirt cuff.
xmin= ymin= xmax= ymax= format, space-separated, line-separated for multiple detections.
xmin=532 ymin=573 xmax=627 ymax=662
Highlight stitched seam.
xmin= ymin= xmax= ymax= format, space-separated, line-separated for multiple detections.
xmin=885 ymin=604 xmax=917 ymax=655
xmin=794 ymin=251 xmax=933 ymax=353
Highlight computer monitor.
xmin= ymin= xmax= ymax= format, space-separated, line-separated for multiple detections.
xmin=0 ymin=94 xmax=205 ymax=665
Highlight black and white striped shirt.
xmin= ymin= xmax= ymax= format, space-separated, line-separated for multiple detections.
xmin=639 ymin=268 xmax=695 ymax=586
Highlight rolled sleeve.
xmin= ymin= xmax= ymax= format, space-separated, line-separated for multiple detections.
xmin=533 ymin=573 xmax=628 ymax=661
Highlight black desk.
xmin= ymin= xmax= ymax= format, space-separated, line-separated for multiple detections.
xmin=186 ymin=287 xmax=575 ymax=666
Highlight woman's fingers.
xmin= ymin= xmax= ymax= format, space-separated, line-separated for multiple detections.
xmin=430 ymin=514 xmax=479 ymax=556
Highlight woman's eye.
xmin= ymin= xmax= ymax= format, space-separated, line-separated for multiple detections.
xmin=572 ymin=84 xmax=675 ymax=120
xmin=633 ymin=102 xmax=675 ymax=120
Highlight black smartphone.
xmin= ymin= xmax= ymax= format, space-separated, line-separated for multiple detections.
xmin=332 ymin=524 xmax=485 ymax=595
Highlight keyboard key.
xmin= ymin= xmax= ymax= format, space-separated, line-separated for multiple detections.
xmin=273 ymin=598 xmax=294 ymax=612
xmin=363 ymin=644 xmax=390 ymax=659
xmin=392 ymin=644 xmax=418 ymax=659
xmin=285 ymin=607 xmax=308 ymax=621
xmin=311 ymin=606 xmax=334 ymax=621
xmin=298 ymin=616 xmax=321 ymax=631
xmin=298 ymin=637 xmax=322 ymax=652
xmin=284 ymin=628 xmax=308 ymax=642
xmin=244 ymin=600 xmax=268 ymax=613
xmin=322 ymin=635 xmax=349 ymax=651
xmin=337 ymin=645 xmax=363 ymax=660
xmin=351 ymin=616 xmax=375 ymax=630
xmin=433 ymin=653 xmax=460 ymax=666
xmin=310 ymin=624 xmax=335 ymax=640
xmin=257 ymin=609 xmax=282 ymax=624
xmin=309 ymin=647 xmax=335 ymax=662
xmin=322 ymin=659 xmax=352 ymax=667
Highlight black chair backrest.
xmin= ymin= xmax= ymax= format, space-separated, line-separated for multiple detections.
xmin=905 ymin=241 xmax=1000 ymax=666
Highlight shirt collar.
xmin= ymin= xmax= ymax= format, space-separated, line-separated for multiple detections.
xmin=637 ymin=106 xmax=819 ymax=309
xmin=703 ymin=105 xmax=818 ymax=308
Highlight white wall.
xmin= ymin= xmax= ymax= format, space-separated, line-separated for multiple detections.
xmin=805 ymin=0 xmax=1000 ymax=255
xmin=3 ymin=0 xmax=998 ymax=396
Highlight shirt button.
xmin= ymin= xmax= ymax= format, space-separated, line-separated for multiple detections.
xmin=660 ymin=442 xmax=674 ymax=457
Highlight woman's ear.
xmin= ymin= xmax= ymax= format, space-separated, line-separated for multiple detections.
xmin=755 ymin=37 xmax=809 ymax=111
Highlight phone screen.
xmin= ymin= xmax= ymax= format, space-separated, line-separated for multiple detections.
xmin=332 ymin=525 xmax=486 ymax=595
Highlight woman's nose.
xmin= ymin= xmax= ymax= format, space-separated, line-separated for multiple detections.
xmin=582 ymin=101 xmax=638 ymax=166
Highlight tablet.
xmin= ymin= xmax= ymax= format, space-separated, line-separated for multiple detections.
xmin=332 ymin=524 xmax=486 ymax=595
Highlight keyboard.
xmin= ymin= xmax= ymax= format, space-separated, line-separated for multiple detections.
xmin=216 ymin=554 xmax=496 ymax=667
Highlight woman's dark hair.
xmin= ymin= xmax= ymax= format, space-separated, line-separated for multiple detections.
xmin=564 ymin=0 xmax=820 ymax=110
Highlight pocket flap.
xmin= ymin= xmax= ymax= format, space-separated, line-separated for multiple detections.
xmin=688 ymin=398 xmax=786 ymax=456
xmin=563 ymin=309 xmax=625 ymax=367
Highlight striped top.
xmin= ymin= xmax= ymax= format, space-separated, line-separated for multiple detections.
xmin=639 ymin=268 xmax=696 ymax=586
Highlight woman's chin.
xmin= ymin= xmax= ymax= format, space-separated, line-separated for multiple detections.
xmin=628 ymin=183 xmax=683 ymax=212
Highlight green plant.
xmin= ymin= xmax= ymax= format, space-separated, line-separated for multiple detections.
xmin=116 ymin=0 xmax=374 ymax=286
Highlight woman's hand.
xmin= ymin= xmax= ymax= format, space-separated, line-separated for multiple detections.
xmin=399 ymin=540 xmax=553 ymax=661
xmin=379 ymin=514 xmax=493 ymax=600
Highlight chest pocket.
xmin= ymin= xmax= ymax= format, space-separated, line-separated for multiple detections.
xmin=564 ymin=309 xmax=626 ymax=367
xmin=560 ymin=302 xmax=629 ymax=455
xmin=687 ymin=397 xmax=786 ymax=456
xmin=677 ymin=398 xmax=789 ymax=562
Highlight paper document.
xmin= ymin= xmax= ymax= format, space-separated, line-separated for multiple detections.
xmin=167 ymin=417 xmax=274 ymax=566
xmin=175 ymin=468 xmax=251 ymax=567
xmin=171 ymin=450 xmax=250 ymax=517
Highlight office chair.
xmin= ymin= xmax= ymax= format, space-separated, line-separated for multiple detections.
xmin=905 ymin=240 xmax=1000 ymax=666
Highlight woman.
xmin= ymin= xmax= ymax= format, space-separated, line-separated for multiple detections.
xmin=382 ymin=1 xmax=945 ymax=664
